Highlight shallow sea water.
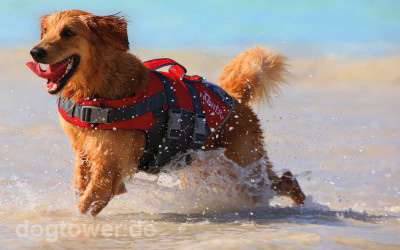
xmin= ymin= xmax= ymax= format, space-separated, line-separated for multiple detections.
xmin=0 ymin=50 xmax=399 ymax=249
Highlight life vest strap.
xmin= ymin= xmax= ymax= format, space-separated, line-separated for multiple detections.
xmin=185 ymin=80 xmax=207 ymax=147
xmin=58 ymin=91 xmax=167 ymax=125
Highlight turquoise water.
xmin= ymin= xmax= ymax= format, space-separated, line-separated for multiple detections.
xmin=0 ymin=0 xmax=399 ymax=49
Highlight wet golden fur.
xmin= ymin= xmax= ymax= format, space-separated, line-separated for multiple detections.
xmin=32 ymin=10 xmax=305 ymax=216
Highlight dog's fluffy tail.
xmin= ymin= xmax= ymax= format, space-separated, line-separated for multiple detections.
xmin=219 ymin=47 xmax=287 ymax=105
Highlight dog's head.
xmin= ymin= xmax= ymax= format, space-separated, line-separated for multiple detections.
xmin=27 ymin=10 xmax=129 ymax=94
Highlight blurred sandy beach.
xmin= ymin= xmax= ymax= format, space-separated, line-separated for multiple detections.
xmin=2 ymin=47 xmax=400 ymax=84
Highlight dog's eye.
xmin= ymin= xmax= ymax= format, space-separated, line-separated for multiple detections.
xmin=61 ymin=29 xmax=76 ymax=37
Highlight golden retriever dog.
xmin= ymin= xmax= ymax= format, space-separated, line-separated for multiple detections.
xmin=27 ymin=10 xmax=305 ymax=216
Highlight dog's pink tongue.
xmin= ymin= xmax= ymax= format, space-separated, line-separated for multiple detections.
xmin=26 ymin=61 xmax=68 ymax=80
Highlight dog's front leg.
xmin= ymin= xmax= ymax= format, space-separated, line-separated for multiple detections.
xmin=73 ymin=151 xmax=91 ymax=196
xmin=77 ymin=157 xmax=123 ymax=216
xmin=72 ymin=130 xmax=145 ymax=216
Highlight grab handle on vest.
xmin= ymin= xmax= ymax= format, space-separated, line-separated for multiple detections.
xmin=143 ymin=58 xmax=187 ymax=80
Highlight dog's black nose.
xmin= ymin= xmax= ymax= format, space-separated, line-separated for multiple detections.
xmin=30 ymin=47 xmax=47 ymax=61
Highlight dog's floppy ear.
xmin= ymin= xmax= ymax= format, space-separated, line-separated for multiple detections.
xmin=87 ymin=13 xmax=129 ymax=51
xmin=40 ymin=14 xmax=50 ymax=39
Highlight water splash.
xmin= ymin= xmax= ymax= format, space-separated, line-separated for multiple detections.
xmin=110 ymin=149 xmax=277 ymax=214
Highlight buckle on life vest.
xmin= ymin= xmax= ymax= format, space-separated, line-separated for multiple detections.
xmin=167 ymin=108 xmax=182 ymax=139
xmin=80 ymin=106 xmax=113 ymax=124
xmin=193 ymin=113 xmax=206 ymax=144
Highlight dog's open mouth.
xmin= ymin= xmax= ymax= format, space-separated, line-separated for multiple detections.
xmin=26 ymin=55 xmax=80 ymax=94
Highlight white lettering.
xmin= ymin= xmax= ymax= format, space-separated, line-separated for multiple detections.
xmin=200 ymin=91 xmax=224 ymax=119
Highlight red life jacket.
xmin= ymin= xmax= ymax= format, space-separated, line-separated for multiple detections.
xmin=58 ymin=58 xmax=234 ymax=173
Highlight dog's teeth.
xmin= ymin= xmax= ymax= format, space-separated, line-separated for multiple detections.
xmin=66 ymin=64 xmax=72 ymax=70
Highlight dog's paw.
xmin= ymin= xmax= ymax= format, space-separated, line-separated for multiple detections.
xmin=279 ymin=171 xmax=306 ymax=206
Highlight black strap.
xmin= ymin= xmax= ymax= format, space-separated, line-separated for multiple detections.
xmin=185 ymin=82 xmax=203 ymax=114
xmin=113 ymin=92 xmax=166 ymax=122
xmin=185 ymin=82 xmax=210 ymax=149
xmin=155 ymin=72 xmax=178 ymax=109
xmin=138 ymin=113 xmax=168 ymax=173
xmin=58 ymin=92 xmax=166 ymax=123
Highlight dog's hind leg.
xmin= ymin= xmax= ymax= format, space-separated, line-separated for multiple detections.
xmin=271 ymin=171 xmax=306 ymax=205
xmin=205 ymin=102 xmax=305 ymax=205
xmin=205 ymin=101 xmax=280 ymax=182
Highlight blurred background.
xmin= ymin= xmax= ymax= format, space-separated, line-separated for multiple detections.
xmin=1 ymin=0 xmax=399 ymax=83
xmin=0 ymin=1 xmax=400 ymax=248
xmin=1 ymin=0 xmax=399 ymax=55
